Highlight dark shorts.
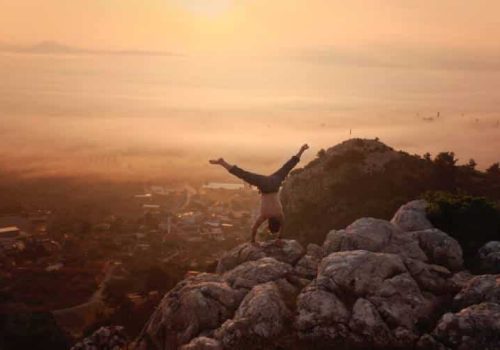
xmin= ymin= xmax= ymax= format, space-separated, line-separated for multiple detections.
xmin=229 ymin=156 xmax=299 ymax=193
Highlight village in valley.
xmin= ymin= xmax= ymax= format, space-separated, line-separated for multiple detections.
xmin=0 ymin=180 xmax=258 ymax=340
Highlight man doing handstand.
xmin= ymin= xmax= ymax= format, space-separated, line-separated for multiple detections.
xmin=209 ymin=144 xmax=309 ymax=242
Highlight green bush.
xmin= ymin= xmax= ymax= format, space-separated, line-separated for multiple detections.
xmin=424 ymin=191 xmax=500 ymax=269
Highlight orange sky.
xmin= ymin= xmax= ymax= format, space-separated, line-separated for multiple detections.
xmin=2 ymin=1 xmax=500 ymax=53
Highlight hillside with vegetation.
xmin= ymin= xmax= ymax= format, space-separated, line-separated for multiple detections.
xmin=280 ymin=138 xmax=500 ymax=267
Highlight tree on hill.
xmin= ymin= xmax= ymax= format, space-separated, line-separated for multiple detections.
xmin=425 ymin=191 xmax=500 ymax=269
xmin=433 ymin=152 xmax=458 ymax=191
xmin=487 ymin=162 xmax=500 ymax=176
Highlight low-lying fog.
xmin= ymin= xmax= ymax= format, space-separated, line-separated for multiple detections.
xmin=1 ymin=51 xmax=499 ymax=183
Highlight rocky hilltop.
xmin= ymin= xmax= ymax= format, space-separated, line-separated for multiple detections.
xmin=119 ymin=200 xmax=499 ymax=350
xmin=280 ymin=138 xmax=499 ymax=245
xmin=280 ymin=138 xmax=415 ymax=244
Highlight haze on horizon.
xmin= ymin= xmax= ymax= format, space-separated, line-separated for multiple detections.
xmin=1 ymin=0 xmax=499 ymax=182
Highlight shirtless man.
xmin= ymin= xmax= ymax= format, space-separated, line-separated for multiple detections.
xmin=209 ymin=144 xmax=309 ymax=242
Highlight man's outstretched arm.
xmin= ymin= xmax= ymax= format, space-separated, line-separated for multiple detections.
xmin=251 ymin=215 xmax=266 ymax=243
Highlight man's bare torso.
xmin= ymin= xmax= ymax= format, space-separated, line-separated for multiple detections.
xmin=260 ymin=192 xmax=284 ymax=219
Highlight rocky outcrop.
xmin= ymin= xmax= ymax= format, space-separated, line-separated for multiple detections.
xmin=410 ymin=228 xmax=463 ymax=271
xmin=478 ymin=241 xmax=500 ymax=273
xmin=135 ymin=274 xmax=245 ymax=350
xmin=416 ymin=274 xmax=500 ymax=350
xmin=216 ymin=240 xmax=304 ymax=273
xmin=294 ymin=244 xmax=325 ymax=279
xmin=296 ymin=250 xmax=436 ymax=349
xmin=71 ymin=326 xmax=128 ymax=350
xmin=322 ymin=217 xmax=463 ymax=272
xmin=135 ymin=200 xmax=498 ymax=350
xmin=430 ymin=303 xmax=500 ymax=350
xmin=215 ymin=282 xmax=292 ymax=349
xmin=391 ymin=199 xmax=433 ymax=232
xmin=135 ymin=244 xmax=305 ymax=350
xmin=180 ymin=337 xmax=222 ymax=350
xmin=453 ymin=274 xmax=500 ymax=309
xmin=280 ymin=138 xmax=432 ymax=244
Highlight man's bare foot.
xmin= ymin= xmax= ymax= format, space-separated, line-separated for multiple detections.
xmin=209 ymin=158 xmax=224 ymax=165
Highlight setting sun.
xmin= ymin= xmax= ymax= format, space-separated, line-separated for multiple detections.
xmin=175 ymin=0 xmax=233 ymax=17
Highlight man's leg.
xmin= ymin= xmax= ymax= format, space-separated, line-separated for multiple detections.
xmin=271 ymin=156 xmax=300 ymax=182
xmin=229 ymin=165 xmax=267 ymax=188
xmin=209 ymin=158 xmax=267 ymax=188
xmin=271 ymin=144 xmax=309 ymax=182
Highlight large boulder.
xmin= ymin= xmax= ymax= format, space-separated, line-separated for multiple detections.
xmin=295 ymin=250 xmax=436 ymax=349
xmin=295 ymin=281 xmax=351 ymax=347
xmin=453 ymin=274 xmax=500 ymax=309
xmin=180 ymin=337 xmax=222 ymax=350
xmin=222 ymin=257 xmax=293 ymax=290
xmin=410 ymin=228 xmax=463 ymax=271
xmin=135 ymin=274 xmax=244 ymax=350
xmin=430 ymin=303 xmax=500 ymax=350
xmin=323 ymin=217 xmax=429 ymax=262
xmin=478 ymin=241 xmax=500 ymax=273
xmin=323 ymin=210 xmax=463 ymax=272
xmin=322 ymin=229 xmax=346 ymax=254
xmin=215 ymin=282 xmax=291 ymax=349
xmin=294 ymin=243 xmax=325 ymax=279
xmin=391 ymin=199 xmax=433 ymax=232
xmin=216 ymin=240 xmax=305 ymax=273
xmin=418 ymin=274 xmax=500 ymax=350
xmin=71 ymin=326 xmax=128 ymax=350
xmin=404 ymin=258 xmax=455 ymax=295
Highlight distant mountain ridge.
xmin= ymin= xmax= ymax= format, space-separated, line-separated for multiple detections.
xmin=0 ymin=41 xmax=176 ymax=56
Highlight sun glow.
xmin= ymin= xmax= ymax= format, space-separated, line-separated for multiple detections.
xmin=175 ymin=0 xmax=233 ymax=17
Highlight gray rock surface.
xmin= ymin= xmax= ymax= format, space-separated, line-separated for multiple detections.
xmin=453 ymin=274 xmax=500 ymax=309
xmin=135 ymin=274 xmax=244 ymax=350
xmin=391 ymin=199 xmax=433 ymax=232
xmin=322 ymin=229 xmax=347 ymax=254
xmin=222 ymin=257 xmax=293 ymax=290
xmin=324 ymin=217 xmax=429 ymax=262
xmin=404 ymin=258 xmax=454 ymax=295
xmin=71 ymin=326 xmax=128 ymax=350
xmin=296 ymin=250 xmax=435 ymax=349
xmin=180 ymin=337 xmax=222 ymax=350
xmin=410 ymin=228 xmax=463 ymax=271
xmin=478 ymin=241 xmax=500 ymax=273
xmin=418 ymin=273 xmax=500 ymax=350
xmin=215 ymin=282 xmax=291 ymax=349
xmin=294 ymin=243 xmax=325 ymax=279
xmin=134 ymin=201 xmax=498 ymax=350
xmin=431 ymin=303 xmax=500 ymax=350
xmin=216 ymin=240 xmax=304 ymax=273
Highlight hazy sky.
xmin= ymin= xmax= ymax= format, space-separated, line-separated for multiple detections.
xmin=0 ymin=1 xmax=499 ymax=182
xmin=2 ymin=1 xmax=500 ymax=53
